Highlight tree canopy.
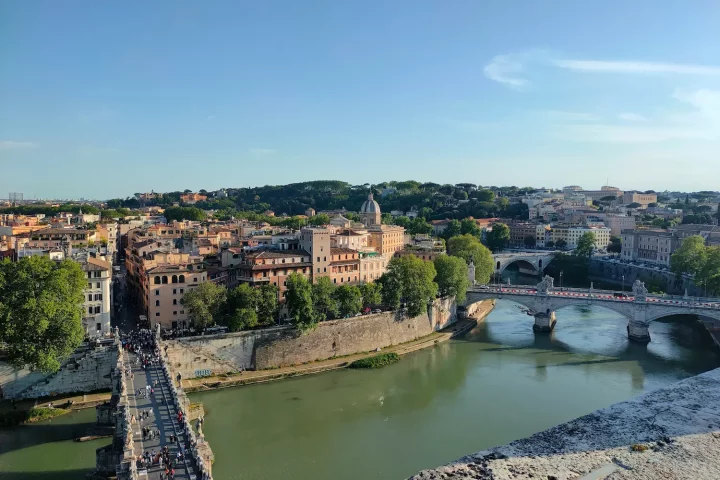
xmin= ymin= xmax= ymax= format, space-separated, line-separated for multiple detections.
xmin=446 ymin=234 xmax=494 ymax=284
xmin=182 ymin=282 xmax=226 ymax=329
xmin=286 ymin=273 xmax=319 ymax=330
xmin=574 ymin=232 xmax=596 ymax=257
xmin=485 ymin=222 xmax=510 ymax=252
xmin=0 ymin=257 xmax=86 ymax=372
xmin=378 ymin=255 xmax=438 ymax=317
xmin=433 ymin=255 xmax=470 ymax=302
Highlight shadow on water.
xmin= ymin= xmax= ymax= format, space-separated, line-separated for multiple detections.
xmin=0 ymin=469 xmax=90 ymax=480
xmin=0 ymin=421 xmax=98 ymax=456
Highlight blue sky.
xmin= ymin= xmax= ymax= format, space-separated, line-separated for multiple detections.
xmin=1 ymin=1 xmax=719 ymax=199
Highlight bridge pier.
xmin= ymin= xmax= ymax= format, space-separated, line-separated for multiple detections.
xmin=533 ymin=311 xmax=556 ymax=332
xmin=627 ymin=321 xmax=651 ymax=343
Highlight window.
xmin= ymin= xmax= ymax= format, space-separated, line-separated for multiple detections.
xmin=180 ymin=310 xmax=185 ymax=314
xmin=317 ymin=256 xmax=320 ymax=262
xmin=87 ymin=272 xmax=92 ymax=279
xmin=94 ymin=306 xmax=101 ymax=314
xmin=96 ymin=323 xmax=102 ymax=332
xmin=155 ymin=312 xmax=160 ymax=317
xmin=173 ymin=299 xmax=177 ymax=305
xmin=179 ymin=275 xmax=185 ymax=283
xmin=94 ymin=271 xmax=102 ymax=278
xmin=180 ymin=289 xmax=184 ymax=294
xmin=96 ymin=282 xmax=100 ymax=288
xmin=173 ymin=288 xmax=177 ymax=294
xmin=172 ymin=275 xmax=178 ymax=283
xmin=193 ymin=277 xmax=197 ymax=282
xmin=162 ymin=276 xmax=168 ymax=284
xmin=88 ymin=306 xmax=93 ymax=314
xmin=88 ymin=294 xmax=92 ymax=302
xmin=173 ymin=311 xmax=177 ymax=315
xmin=87 ymin=283 xmax=92 ymax=289
xmin=155 ymin=300 xmax=160 ymax=306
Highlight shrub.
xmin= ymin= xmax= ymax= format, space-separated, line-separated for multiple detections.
xmin=349 ymin=352 xmax=400 ymax=369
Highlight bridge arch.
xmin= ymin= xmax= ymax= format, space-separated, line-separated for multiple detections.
xmin=644 ymin=308 xmax=720 ymax=324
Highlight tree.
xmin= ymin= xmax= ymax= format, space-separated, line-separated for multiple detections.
xmin=334 ymin=285 xmax=363 ymax=317
xmin=608 ymin=235 xmax=622 ymax=253
xmin=485 ymin=222 xmax=510 ymax=252
xmin=378 ymin=267 xmax=402 ymax=310
xmin=164 ymin=206 xmax=207 ymax=222
xmin=225 ymin=283 xmax=257 ymax=314
xmin=312 ymin=276 xmax=339 ymax=320
xmin=183 ymin=282 xmax=227 ymax=330
xmin=523 ymin=235 xmax=536 ymax=248
xmin=627 ymin=202 xmax=642 ymax=209
xmin=378 ymin=255 xmax=438 ymax=317
xmin=555 ymin=239 xmax=568 ymax=250
xmin=460 ymin=218 xmax=480 ymax=237
xmin=256 ymin=284 xmax=279 ymax=326
xmin=308 ymin=213 xmax=330 ymax=226
xmin=359 ymin=282 xmax=382 ymax=307
xmin=698 ymin=247 xmax=720 ymax=296
xmin=442 ymin=219 xmax=462 ymax=240
xmin=227 ymin=308 xmax=258 ymax=332
xmin=433 ymin=255 xmax=470 ymax=302
xmin=670 ymin=236 xmax=707 ymax=278
xmin=286 ymin=273 xmax=318 ymax=330
xmin=575 ymin=232 xmax=596 ymax=258
xmin=0 ymin=256 xmax=86 ymax=372
xmin=446 ymin=234 xmax=493 ymax=284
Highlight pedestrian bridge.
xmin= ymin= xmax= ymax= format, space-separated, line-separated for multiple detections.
xmin=492 ymin=251 xmax=556 ymax=276
xmin=466 ymin=276 xmax=720 ymax=343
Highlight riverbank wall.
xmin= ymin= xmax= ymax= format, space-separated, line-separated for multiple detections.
xmin=409 ymin=367 xmax=720 ymax=480
xmin=166 ymin=297 xmax=458 ymax=380
xmin=589 ymin=259 xmax=702 ymax=296
xmin=1 ymin=340 xmax=119 ymax=400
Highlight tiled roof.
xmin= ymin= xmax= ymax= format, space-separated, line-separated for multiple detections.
xmin=331 ymin=247 xmax=359 ymax=255
xmin=87 ymin=257 xmax=112 ymax=271
xmin=246 ymin=249 xmax=311 ymax=259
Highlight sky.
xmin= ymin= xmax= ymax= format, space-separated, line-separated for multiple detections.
xmin=1 ymin=1 xmax=719 ymax=199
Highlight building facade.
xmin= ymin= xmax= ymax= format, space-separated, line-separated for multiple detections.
xmin=620 ymin=229 xmax=679 ymax=266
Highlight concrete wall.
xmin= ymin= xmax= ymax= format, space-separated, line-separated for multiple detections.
xmin=165 ymin=297 xmax=457 ymax=379
xmin=589 ymin=259 xmax=702 ymax=296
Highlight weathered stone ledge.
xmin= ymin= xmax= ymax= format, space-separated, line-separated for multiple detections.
xmin=409 ymin=367 xmax=720 ymax=480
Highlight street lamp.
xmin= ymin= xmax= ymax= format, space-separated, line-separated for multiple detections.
xmin=560 ymin=271 xmax=563 ymax=291
xmin=621 ymin=275 xmax=625 ymax=294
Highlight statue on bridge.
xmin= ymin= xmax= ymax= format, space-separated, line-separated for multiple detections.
xmin=467 ymin=258 xmax=476 ymax=286
xmin=632 ymin=280 xmax=648 ymax=301
xmin=537 ymin=275 xmax=554 ymax=294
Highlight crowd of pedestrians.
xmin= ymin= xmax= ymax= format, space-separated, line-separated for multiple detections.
xmin=121 ymin=328 xmax=213 ymax=480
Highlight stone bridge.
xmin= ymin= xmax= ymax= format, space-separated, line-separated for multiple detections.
xmin=466 ymin=276 xmax=720 ymax=343
xmin=492 ymin=252 xmax=556 ymax=277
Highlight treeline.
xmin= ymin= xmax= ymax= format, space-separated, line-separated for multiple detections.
xmin=670 ymin=236 xmax=720 ymax=296
xmin=0 ymin=203 xmax=101 ymax=216
xmin=107 ymin=180 xmax=533 ymax=221
xmin=185 ymin=239 xmax=495 ymax=332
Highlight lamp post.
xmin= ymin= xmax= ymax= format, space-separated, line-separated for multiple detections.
xmin=621 ymin=275 xmax=625 ymax=294
xmin=560 ymin=271 xmax=563 ymax=291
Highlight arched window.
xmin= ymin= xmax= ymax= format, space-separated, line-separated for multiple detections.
xmin=162 ymin=276 xmax=168 ymax=284
xmin=179 ymin=275 xmax=185 ymax=283
xmin=496 ymin=261 xmax=501 ymax=270
xmin=154 ymin=276 xmax=161 ymax=284
xmin=155 ymin=300 xmax=160 ymax=306
xmin=172 ymin=275 xmax=178 ymax=284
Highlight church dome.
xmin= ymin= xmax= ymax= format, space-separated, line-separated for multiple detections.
xmin=360 ymin=192 xmax=380 ymax=214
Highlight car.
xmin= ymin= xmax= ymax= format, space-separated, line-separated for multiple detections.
xmin=372 ymin=309 xmax=382 ymax=314
xmin=478 ymin=285 xmax=490 ymax=290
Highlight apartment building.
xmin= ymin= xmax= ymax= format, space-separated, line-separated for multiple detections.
xmin=550 ymin=224 xmax=611 ymax=249
xmin=145 ymin=255 xmax=207 ymax=329
xmin=299 ymin=227 xmax=332 ymax=281
xmin=603 ymin=214 xmax=636 ymax=237
xmin=620 ymin=229 xmax=679 ymax=266
xmin=367 ymin=224 xmax=405 ymax=257
xmin=235 ymin=250 xmax=312 ymax=299
xmin=359 ymin=251 xmax=388 ymax=283
xmin=622 ymin=192 xmax=657 ymax=206
xmin=329 ymin=248 xmax=361 ymax=284
xmin=80 ymin=255 xmax=113 ymax=338
xmin=508 ymin=222 xmax=548 ymax=247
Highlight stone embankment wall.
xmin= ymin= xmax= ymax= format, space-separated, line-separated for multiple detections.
xmin=589 ymin=259 xmax=702 ymax=296
xmin=166 ymin=297 xmax=457 ymax=379
xmin=409 ymin=367 xmax=720 ymax=480
xmin=15 ymin=341 xmax=119 ymax=400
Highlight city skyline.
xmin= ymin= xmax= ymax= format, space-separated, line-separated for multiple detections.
xmin=1 ymin=0 xmax=719 ymax=198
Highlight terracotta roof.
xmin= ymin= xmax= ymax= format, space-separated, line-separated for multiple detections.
xmin=87 ymin=256 xmax=111 ymax=271
xmin=335 ymin=230 xmax=364 ymax=236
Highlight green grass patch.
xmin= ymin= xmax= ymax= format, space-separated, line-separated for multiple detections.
xmin=348 ymin=352 xmax=400 ymax=369
xmin=0 ymin=407 xmax=70 ymax=428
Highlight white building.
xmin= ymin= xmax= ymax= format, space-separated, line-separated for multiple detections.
xmin=80 ymin=255 xmax=113 ymax=338
xmin=549 ymin=225 xmax=611 ymax=250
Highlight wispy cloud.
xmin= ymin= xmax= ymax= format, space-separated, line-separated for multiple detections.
xmin=552 ymin=59 xmax=720 ymax=75
xmin=483 ymin=54 xmax=529 ymax=89
xmin=617 ymin=113 xmax=648 ymax=122
xmin=249 ymin=148 xmax=276 ymax=156
xmin=551 ymin=89 xmax=720 ymax=143
xmin=0 ymin=140 xmax=39 ymax=150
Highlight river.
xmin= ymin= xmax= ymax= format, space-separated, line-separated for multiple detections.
xmin=1 ymin=300 xmax=718 ymax=479
xmin=190 ymin=299 xmax=720 ymax=480
xmin=0 ymin=407 xmax=106 ymax=480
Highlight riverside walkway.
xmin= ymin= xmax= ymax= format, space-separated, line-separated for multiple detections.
xmin=122 ymin=332 xmax=211 ymax=480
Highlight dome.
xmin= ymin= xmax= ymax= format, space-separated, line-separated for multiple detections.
xmin=360 ymin=192 xmax=380 ymax=214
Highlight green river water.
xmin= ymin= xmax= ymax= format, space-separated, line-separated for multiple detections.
xmin=1 ymin=299 xmax=719 ymax=479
